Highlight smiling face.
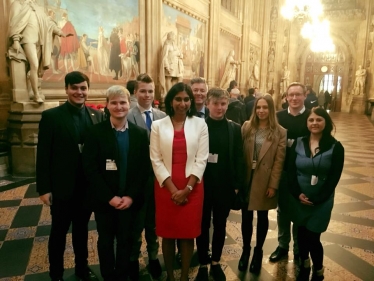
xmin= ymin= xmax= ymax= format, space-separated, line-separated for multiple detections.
xmin=207 ymin=97 xmax=228 ymax=120
xmin=191 ymin=82 xmax=207 ymax=107
xmin=65 ymin=81 xmax=88 ymax=108
xmin=307 ymin=112 xmax=326 ymax=135
xmin=287 ymin=85 xmax=306 ymax=112
xmin=255 ymin=98 xmax=269 ymax=121
xmin=107 ymin=95 xmax=129 ymax=120
xmin=135 ymin=82 xmax=154 ymax=109
xmin=171 ymin=91 xmax=191 ymax=116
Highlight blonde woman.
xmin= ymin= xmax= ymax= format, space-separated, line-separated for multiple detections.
xmin=239 ymin=95 xmax=286 ymax=274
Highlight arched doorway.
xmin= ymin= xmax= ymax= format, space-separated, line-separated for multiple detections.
xmin=303 ymin=47 xmax=345 ymax=111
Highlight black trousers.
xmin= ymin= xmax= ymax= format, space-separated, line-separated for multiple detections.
xmin=48 ymin=198 xmax=91 ymax=279
xmin=298 ymin=226 xmax=323 ymax=270
xmin=95 ymin=208 xmax=135 ymax=280
xmin=196 ymin=188 xmax=232 ymax=265
xmin=241 ymin=209 xmax=269 ymax=250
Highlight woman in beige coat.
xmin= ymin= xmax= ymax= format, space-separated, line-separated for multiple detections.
xmin=238 ymin=95 xmax=286 ymax=274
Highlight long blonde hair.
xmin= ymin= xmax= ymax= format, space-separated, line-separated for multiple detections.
xmin=242 ymin=94 xmax=281 ymax=142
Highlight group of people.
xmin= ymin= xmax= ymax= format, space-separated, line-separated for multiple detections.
xmin=36 ymin=71 xmax=344 ymax=281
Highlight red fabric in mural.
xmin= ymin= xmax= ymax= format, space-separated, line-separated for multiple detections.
xmin=60 ymin=21 xmax=79 ymax=56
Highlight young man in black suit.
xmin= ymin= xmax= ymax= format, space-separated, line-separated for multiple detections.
xmin=195 ymin=88 xmax=244 ymax=281
xmin=36 ymin=71 xmax=104 ymax=281
xmin=82 ymin=85 xmax=150 ymax=281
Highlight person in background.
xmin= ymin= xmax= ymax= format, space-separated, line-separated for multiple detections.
xmin=226 ymin=88 xmax=247 ymax=125
xmin=191 ymin=77 xmax=209 ymax=118
xmin=150 ymin=82 xmax=208 ymax=281
xmin=239 ymin=95 xmax=286 ymax=274
xmin=304 ymin=86 xmax=318 ymax=109
xmin=288 ymin=107 xmax=344 ymax=281
xmin=244 ymin=88 xmax=256 ymax=105
xmin=83 ymin=85 xmax=150 ymax=281
xmin=324 ymin=91 xmax=331 ymax=110
xmin=195 ymin=88 xmax=244 ymax=281
xmin=317 ymin=90 xmax=325 ymax=108
xmin=281 ymin=92 xmax=288 ymax=109
xmin=126 ymin=80 xmax=138 ymax=109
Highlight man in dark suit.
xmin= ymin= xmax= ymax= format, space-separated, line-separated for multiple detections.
xmin=36 ymin=71 xmax=104 ymax=281
xmin=245 ymin=88 xmax=256 ymax=118
xmin=83 ymin=85 xmax=150 ymax=281
xmin=195 ymin=88 xmax=244 ymax=281
xmin=191 ymin=77 xmax=209 ymax=118
xmin=127 ymin=73 xmax=165 ymax=280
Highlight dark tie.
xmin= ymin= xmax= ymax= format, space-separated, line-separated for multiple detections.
xmin=144 ymin=110 xmax=152 ymax=130
xmin=197 ymin=112 xmax=204 ymax=118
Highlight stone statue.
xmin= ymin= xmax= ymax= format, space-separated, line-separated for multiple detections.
xmin=8 ymin=0 xmax=68 ymax=103
xmin=159 ymin=31 xmax=184 ymax=97
xmin=220 ymin=50 xmax=240 ymax=89
xmin=353 ymin=65 xmax=367 ymax=95
xmin=280 ymin=65 xmax=290 ymax=93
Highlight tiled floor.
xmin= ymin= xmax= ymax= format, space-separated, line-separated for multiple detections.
xmin=0 ymin=112 xmax=373 ymax=281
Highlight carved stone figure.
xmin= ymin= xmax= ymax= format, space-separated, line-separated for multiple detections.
xmin=280 ymin=66 xmax=290 ymax=93
xmin=159 ymin=31 xmax=184 ymax=97
xmin=353 ymin=65 xmax=367 ymax=95
xmin=8 ymin=0 xmax=67 ymax=103
xmin=220 ymin=50 xmax=240 ymax=89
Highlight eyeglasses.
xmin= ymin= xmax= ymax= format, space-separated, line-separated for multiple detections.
xmin=288 ymin=93 xmax=304 ymax=98
xmin=174 ymin=97 xmax=191 ymax=102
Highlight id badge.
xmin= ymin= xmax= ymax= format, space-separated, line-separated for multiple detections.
xmin=311 ymin=175 xmax=318 ymax=185
xmin=287 ymin=139 xmax=294 ymax=147
xmin=208 ymin=153 xmax=218 ymax=163
xmin=252 ymin=160 xmax=257 ymax=169
xmin=106 ymin=160 xmax=118 ymax=170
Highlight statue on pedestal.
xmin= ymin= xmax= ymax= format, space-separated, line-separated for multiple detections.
xmin=353 ymin=65 xmax=367 ymax=95
xmin=7 ymin=0 xmax=69 ymax=103
xmin=220 ymin=50 xmax=240 ymax=89
xmin=159 ymin=31 xmax=184 ymax=97
xmin=280 ymin=66 xmax=290 ymax=94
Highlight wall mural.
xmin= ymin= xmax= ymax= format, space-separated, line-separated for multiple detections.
xmin=218 ymin=31 xmax=240 ymax=89
xmin=36 ymin=0 xmax=140 ymax=84
xmin=161 ymin=3 xmax=205 ymax=80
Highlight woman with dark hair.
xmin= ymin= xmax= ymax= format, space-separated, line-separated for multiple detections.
xmin=239 ymin=95 xmax=286 ymax=274
xmin=150 ymin=82 xmax=208 ymax=281
xmin=288 ymin=107 xmax=344 ymax=281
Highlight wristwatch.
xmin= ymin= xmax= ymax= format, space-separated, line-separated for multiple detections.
xmin=186 ymin=185 xmax=193 ymax=191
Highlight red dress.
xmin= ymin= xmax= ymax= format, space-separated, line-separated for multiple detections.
xmin=155 ymin=129 xmax=204 ymax=239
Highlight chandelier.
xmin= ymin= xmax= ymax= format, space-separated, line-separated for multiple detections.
xmin=281 ymin=0 xmax=335 ymax=53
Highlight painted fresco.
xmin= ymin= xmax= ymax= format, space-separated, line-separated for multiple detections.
xmin=218 ymin=32 xmax=240 ymax=88
xmin=161 ymin=4 xmax=205 ymax=79
xmin=35 ymin=0 xmax=139 ymax=84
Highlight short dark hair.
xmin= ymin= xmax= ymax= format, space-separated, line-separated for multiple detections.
xmin=126 ymin=80 xmax=137 ymax=95
xmin=229 ymin=80 xmax=237 ymax=89
xmin=248 ymin=88 xmax=255 ymax=96
xmin=65 ymin=71 xmax=90 ymax=88
xmin=164 ymin=82 xmax=196 ymax=117
xmin=135 ymin=73 xmax=154 ymax=91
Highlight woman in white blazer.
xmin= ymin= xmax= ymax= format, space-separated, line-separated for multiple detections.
xmin=150 ymin=82 xmax=208 ymax=281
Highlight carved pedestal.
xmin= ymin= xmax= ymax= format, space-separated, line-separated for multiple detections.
xmin=350 ymin=95 xmax=367 ymax=114
xmin=368 ymin=98 xmax=374 ymax=121
xmin=8 ymin=102 xmax=59 ymax=176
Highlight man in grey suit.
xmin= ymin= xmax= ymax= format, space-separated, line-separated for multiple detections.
xmin=127 ymin=73 xmax=166 ymax=281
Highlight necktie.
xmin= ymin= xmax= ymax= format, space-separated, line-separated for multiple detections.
xmin=144 ymin=110 xmax=152 ymax=130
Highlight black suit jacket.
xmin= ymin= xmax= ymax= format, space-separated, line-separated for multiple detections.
xmin=36 ymin=102 xmax=105 ymax=199
xmin=82 ymin=120 xmax=150 ymax=212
